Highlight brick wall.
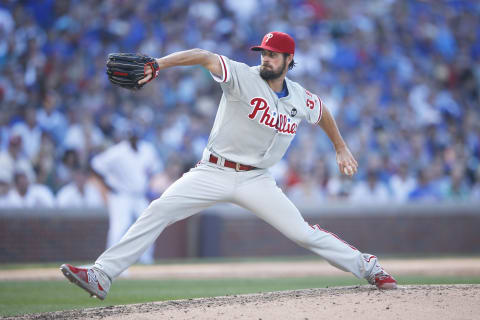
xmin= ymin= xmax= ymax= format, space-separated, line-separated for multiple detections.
xmin=0 ymin=208 xmax=189 ymax=263
xmin=0 ymin=215 xmax=108 ymax=263
xmin=204 ymin=214 xmax=480 ymax=257
xmin=1 ymin=203 xmax=479 ymax=263
xmin=197 ymin=203 xmax=480 ymax=257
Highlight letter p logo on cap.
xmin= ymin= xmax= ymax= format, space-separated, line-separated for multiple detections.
xmin=265 ymin=33 xmax=274 ymax=43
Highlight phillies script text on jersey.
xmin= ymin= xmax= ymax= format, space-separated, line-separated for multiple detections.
xmin=248 ymin=97 xmax=297 ymax=135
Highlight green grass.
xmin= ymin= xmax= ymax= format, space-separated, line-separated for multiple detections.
xmin=1 ymin=275 xmax=480 ymax=317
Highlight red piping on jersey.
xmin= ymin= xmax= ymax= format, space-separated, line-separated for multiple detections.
xmin=311 ymin=224 xmax=358 ymax=251
xmin=219 ymin=55 xmax=227 ymax=82
xmin=315 ymin=96 xmax=323 ymax=125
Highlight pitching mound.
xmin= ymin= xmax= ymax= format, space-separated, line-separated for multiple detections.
xmin=14 ymin=284 xmax=480 ymax=320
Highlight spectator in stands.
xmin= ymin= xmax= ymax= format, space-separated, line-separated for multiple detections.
xmin=55 ymin=148 xmax=81 ymax=189
xmin=350 ymin=169 xmax=390 ymax=204
xmin=0 ymin=134 xmax=34 ymax=183
xmin=282 ymin=149 xmax=304 ymax=191
xmin=443 ymin=164 xmax=470 ymax=201
xmin=429 ymin=155 xmax=451 ymax=199
xmin=148 ymin=154 xmax=184 ymax=200
xmin=0 ymin=110 xmax=12 ymax=151
xmin=471 ymin=168 xmax=480 ymax=201
xmin=11 ymin=106 xmax=42 ymax=161
xmin=408 ymin=168 xmax=441 ymax=202
xmin=3 ymin=167 xmax=55 ymax=208
xmin=32 ymin=132 xmax=56 ymax=187
xmin=63 ymin=109 xmax=104 ymax=165
xmin=389 ymin=162 xmax=417 ymax=203
xmin=36 ymin=91 xmax=68 ymax=145
xmin=326 ymin=173 xmax=353 ymax=201
xmin=91 ymin=126 xmax=162 ymax=265
xmin=287 ymin=168 xmax=326 ymax=208
xmin=0 ymin=167 xmax=12 ymax=207
xmin=56 ymin=165 xmax=104 ymax=208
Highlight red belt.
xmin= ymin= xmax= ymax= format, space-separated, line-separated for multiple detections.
xmin=209 ymin=154 xmax=256 ymax=171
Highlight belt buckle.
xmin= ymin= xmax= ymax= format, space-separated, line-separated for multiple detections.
xmin=235 ymin=162 xmax=241 ymax=171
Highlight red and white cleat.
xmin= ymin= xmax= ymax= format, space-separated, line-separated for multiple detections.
xmin=60 ymin=264 xmax=110 ymax=300
xmin=372 ymin=271 xmax=398 ymax=290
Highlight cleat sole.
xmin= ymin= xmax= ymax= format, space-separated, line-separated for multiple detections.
xmin=377 ymin=282 xmax=398 ymax=290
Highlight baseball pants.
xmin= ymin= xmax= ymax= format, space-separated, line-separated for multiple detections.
xmin=94 ymin=160 xmax=378 ymax=280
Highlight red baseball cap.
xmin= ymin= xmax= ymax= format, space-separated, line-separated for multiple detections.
xmin=251 ymin=31 xmax=295 ymax=55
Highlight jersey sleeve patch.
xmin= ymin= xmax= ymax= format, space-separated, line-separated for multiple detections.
xmin=210 ymin=54 xmax=230 ymax=83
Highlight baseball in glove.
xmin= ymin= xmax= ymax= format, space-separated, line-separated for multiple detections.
xmin=106 ymin=53 xmax=160 ymax=90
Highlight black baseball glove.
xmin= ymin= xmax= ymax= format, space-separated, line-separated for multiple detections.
xmin=106 ymin=53 xmax=159 ymax=90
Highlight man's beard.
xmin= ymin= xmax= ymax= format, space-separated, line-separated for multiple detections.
xmin=260 ymin=59 xmax=287 ymax=80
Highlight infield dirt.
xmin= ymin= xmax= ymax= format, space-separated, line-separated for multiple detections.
xmin=3 ymin=258 xmax=480 ymax=320
xmin=9 ymin=285 xmax=480 ymax=320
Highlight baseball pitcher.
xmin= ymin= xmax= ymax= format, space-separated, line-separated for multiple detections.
xmin=60 ymin=32 xmax=397 ymax=300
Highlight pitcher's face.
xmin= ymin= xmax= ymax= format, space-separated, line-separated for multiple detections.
xmin=260 ymin=50 xmax=288 ymax=80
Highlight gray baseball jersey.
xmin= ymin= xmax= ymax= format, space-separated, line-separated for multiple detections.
xmin=207 ymin=55 xmax=323 ymax=168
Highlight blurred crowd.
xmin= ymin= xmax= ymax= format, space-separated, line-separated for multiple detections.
xmin=0 ymin=0 xmax=479 ymax=209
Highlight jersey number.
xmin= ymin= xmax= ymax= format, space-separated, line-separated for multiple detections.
xmin=306 ymin=99 xmax=315 ymax=110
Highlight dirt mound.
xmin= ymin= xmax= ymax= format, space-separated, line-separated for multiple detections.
xmin=10 ymin=284 xmax=480 ymax=320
